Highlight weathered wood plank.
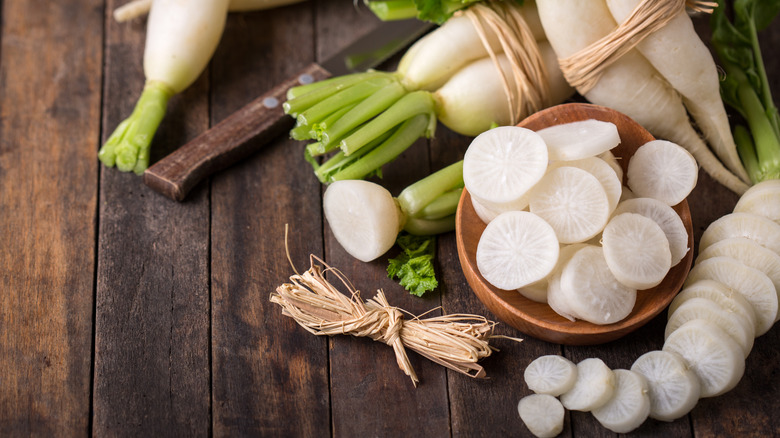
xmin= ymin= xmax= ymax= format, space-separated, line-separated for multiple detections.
xmin=208 ymin=4 xmax=330 ymax=436
xmin=92 ymin=1 xmax=211 ymax=435
xmin=0 ymin=0 xmax=101 ymax=435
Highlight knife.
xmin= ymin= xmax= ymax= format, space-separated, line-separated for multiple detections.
xmin=143 ymin=18 xmax=435 ymax=201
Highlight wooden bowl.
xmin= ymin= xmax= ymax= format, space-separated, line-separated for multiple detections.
xmin=455 ymin=103 xmax=694 ymax=345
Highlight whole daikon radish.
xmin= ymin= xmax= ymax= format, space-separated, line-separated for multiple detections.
xmin=114 ymin=0 xmax=304 ymax=22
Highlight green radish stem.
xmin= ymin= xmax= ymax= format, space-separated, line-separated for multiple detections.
xmin=295 ymin=76 xmax=394 ymax=127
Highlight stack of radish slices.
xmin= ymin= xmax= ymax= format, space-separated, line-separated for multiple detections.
xmin=464 ymin=122 xmax=696 ymax=325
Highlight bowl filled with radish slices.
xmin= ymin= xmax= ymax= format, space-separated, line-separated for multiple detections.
xmin=455 ymin=102 xmax=695 ymax=345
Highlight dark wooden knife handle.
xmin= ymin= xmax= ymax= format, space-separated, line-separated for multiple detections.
xmin=144 ymin=62 xmax=332 ymax=201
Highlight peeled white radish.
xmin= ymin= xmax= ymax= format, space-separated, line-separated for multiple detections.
xmin=591 ymin=369 xmax=651 ymax=434
xmin=663 ymin=319 xmax=745 ymax=398
xmin=665 ymin=297 xmax=755 ymax=359
xmin=524 ymin=355 xmax=578 ymax=396
xmin=323 ymin=180 xmax=402 ymax=262
xmin=560 ymin=358 xmax=616 ymax=412
xmin=529 ymin=166 xmax=611 ymax=244
xmin=613 ymin=197 xmax=689 ymax=266
xmin=733 ymin=179 xmax=780 ymax=224
xmin=668 ymin=280 xmax=758 ymax=336
xmin=627 ymin=140 xmax=698 ymax=206
xmin=602 ymin=213 xmax=672 ymax=290
xmin=463 ymin=126 xmax=548 ymax=211
xmin=476 ymin=211 xmax=560 ymax=290
xmin=560 ymin=245 xmax=637 ymax=324
xmin=684 ymin=256 xmax=778 ymax=335
xmin=536 ymin=119 xmax=620 ymax=161
xmin=630 ymin=350 xmax=700 ymax=422
xmin=699 ymin=212 xmax=780 ymax=256
xmin=548 ymin=156 xmax=622 ymax=213
xmin=517 ymin=394 xmax=565 ymax=438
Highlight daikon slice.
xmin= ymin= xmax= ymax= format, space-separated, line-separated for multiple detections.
xmin=602 ymin=213 xmax=672 ymax=289
xmin=524 ymin=355 xmax=578 ymax=396
xmin=699 ymin=212 xmax=780 ymax=255
xmin=684 ymin=256 xmax=778 ymax=335
xmin=668 ymin=280 xmax=758 ymax=335
xmin=664 ymin=297 xmax=754 ymax=358
xmin=529 ymin=166 xmax=610 ymax=244
xmin=733 ymin=179 xmax=780 ymax=224
xmin=599 ymin=150 xmax=624 ymax=182
xmin=560 ymin=245 xmax=637 ymax=325
xmin=630 ymin=350 xmax=700 ymax=422
xmin=546 ymin=244 xmax=588 ymax=321
xmin=518 ymin=394 xmax=565 ymax=438
xmin=663 ymin=319 xmax=745 ymax=398
xmin=560 ymin=358 xmax=616 ymax=412
xmin=536 ymin=119 xmax=620 ymax=161
xmin=518 ymin=279 xmax=549 ymax=304
xmin=627 ymin=140 xmax=698 ymax=206
xmin=591 ymin=369 xmax=651 ymax=433
xmin=476 ymin=211 xmax=560 ymax=290
xmin=548 ymin=156 xmax=622 ymax=213
xmin=613 ymin=197 xmax=689 ymax=266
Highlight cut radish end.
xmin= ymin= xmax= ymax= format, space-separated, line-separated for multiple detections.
xmin=733 ymin=179 xmax=780 ymax=224
xmin=463 ymin=126 xmax=548 ymax=208
xmin=630 ymin=350 xmax=700 ymax=422
xmin=591 ymin=369 xmax=651 ymax=434
xmin=663 ymin=319 xmax=745 ymax=398
xmin=626 ymin=140 xmax=698 ymax=206
xmin=560 ymin=358 xmax=616 ymax=412
xmin=613 ymin=197 xmax=689 ymax=266
xmin=529 ymin=166 xmax=610 ymax=244
xmin=524 ymin=355 xmax=578 ymax=396
xmin=518 ymin=394 xmax=565 ymax=438
xmin=323 ymin=180 xmax=402 ymax=262
xmin=536 ymin=119 xmax=620 ymax=161
xmin=699 ymin=212 xmax=780 ymax=255
xmin=665 ymin=297 xmax=755 ymax=359
xmin=669 ymin=279 xmax=758 ymax=337
xmin=602 ymin=213 xmax=672 ymax=289
xmin=476 ymin=211 xmax=560 ymax=290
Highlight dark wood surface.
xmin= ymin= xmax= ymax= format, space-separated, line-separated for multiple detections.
xmin=0 ymin=1 xmax=777 ymax=436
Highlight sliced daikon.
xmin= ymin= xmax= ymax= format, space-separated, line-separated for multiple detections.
xmin=560 ymin=358 xmax=616 ymax=412
xmin=518 ymin=394 xmax=565 ymax=438
xmin=591 ymin=369 xmax=651 ymax=433
xmin=548 ymin=156 xmax=622 ymax=213
xmin=546 ymin=244 xmax=588 ymax=321
xmin=529 ymin=166 xmax=610 ymax=244
xmin=602 ymin=213 xmax=672 ymax=289
xmin=733 ymin=179 xmax=780 ymax=224
xmin=476 ymin=211 xmax=560 ymax=290
xmin=599 ymin=150 xmax=624 ymax=181
xmin=664 ymin=297 xmax=754 ymax=358
xmin=524 ymin=355 xmax=578 ymax=396
xmin=699 ymin=212 xmax=780 ymax=255
xmin=518 ymin=279 xmax=549 ymax=304
xmin=560 ymin=245 xmax=637 ymax=324
xmin=470 ymin=195 xmax=501 ymax=224
xmin=684 ymin=256 xmax=778 ymax=335
xmin=630 ymin=350 xmax=700 ymax=422
xmin=536 ymin=119 xmax=621 ymax=161
xmin=626 ymin=140 xmax=698 ymax=206
xmin=613 ymin=197 xmax=689 ymax=266
xmin=463 ymin=126 xmax=548 ymax=211
xmin=668 ymin=280 xmax=758 ymax=336
xmin=662 ymin=319 xmax=745 ymax=398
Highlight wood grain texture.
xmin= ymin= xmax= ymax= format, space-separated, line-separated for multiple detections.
xmin=0 ymin=0 xmax=101 ymax=435
xmin=92 ymin=1 xmax=211 ymax=435
xmin=208 ymin=4 xmax=330 ymax=437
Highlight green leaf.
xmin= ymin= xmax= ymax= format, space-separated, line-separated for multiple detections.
xmin=387 ymin=233 xmax=438 ymax=297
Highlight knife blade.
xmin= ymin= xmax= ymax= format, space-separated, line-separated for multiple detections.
xmin=143 ymin=18 xmax=435 ymax=201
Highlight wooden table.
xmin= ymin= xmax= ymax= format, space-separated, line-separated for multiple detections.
xmin=1 ymin=1 xmax=778 ymax=436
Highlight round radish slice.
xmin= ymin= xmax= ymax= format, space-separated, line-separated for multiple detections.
xmin=665 ymin=297 xmax=754 ymax=358
xmin=529 ymin=166 xmax=610 ymax=244
xmin=599 ymin=150 xmax=624 ymax=182
xmin=546 ymin=244 xmax=588 ymax=321
xmin=463 ymin=126 xmax=548 ymax=210
xmin=560 ymin=245 xmax=637 ymax=325
xmin=518 ymin=394 xmax=565 ymax=438
xmin=323 ymin=180 xmax=402 ymax=262
xmin=476 ymin=211 xmax=560 ymax=290
xmin=613 ymin=197 xmax=689 ymax=266
xmin=591 ymin=369 xmax=651 ymax=433
xmin=630 ymin=350 xmax=700 ymax=422
xmin=699 ymin=212 xmax=780 ymax=256
xmin=536 ymin=119 xmax=621 ymax=161
xmin=669 ymin=280 xmax=758 ymax=336
xmin=517 ymin=279 xmax=549 ymax=304
xmin=602 ymin=213 xmax=672 ymax=290
xmin=733 ymin=179 xmax=780 ymax=224
xmin=524 ymin=355 xmax=578 ymax=396
xmin=663 ymin=319 xmax=745 ymax=398
xmin=560 ymin=358 xmax=616 ymax=412
xmin=548 ymin=156 xmax=622 ymax=213
xmin=626 ymin=140 xmax=698 ymax=206
xmin=684 ymin=256 xmax=778 ymax=335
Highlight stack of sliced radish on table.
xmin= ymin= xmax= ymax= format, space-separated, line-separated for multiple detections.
xmin=517 ymin=180 xmax=780 ymax=436
xmin=466 ymin=122 xmax=696 ymax=325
